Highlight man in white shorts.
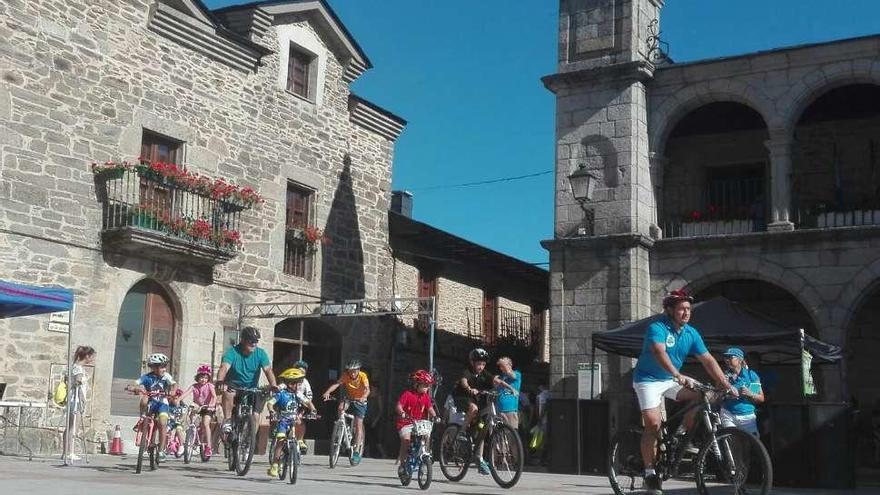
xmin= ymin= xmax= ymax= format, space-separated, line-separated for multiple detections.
xmin=633 ymin=290 xmax=736 ymax=495
xmin=720 ymin=347 xmax=764 ymax=436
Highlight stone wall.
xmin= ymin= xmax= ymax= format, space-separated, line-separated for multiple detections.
xmin=437 ymin=277 xmax=483 ymax=336
xmin=0 ymin=0 xmax=398 ymax=443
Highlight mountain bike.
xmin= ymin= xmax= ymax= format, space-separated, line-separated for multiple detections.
xmin=223 ymin=386 xmax=268 ymax=476
xmin=328 ymin=397 xmax=355 ymax=468
xmin=399 ymin=418 xmax=436 ymax=490
xmin=182 ymin=405 xmax=214 ymax=463
xmin=439 ymin=390 xmax=524 ymax=489
xmin=128 ymin=389 xmax=168 ymax=474
xmin=608 ymin=381 xmax=773 ymax=495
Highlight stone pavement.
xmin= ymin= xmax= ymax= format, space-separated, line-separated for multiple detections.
xmin=0 ymin=454 xmax=878 ymax=495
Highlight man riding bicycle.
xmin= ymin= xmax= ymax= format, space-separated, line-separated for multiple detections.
xmin=634 ymin=290 xmax=737 ymax=495
xmin=451 ymin=347 xmax=495 ymax=475
xmin=215 ymin=326 xmax=278 ymax=433
xmin=321 ymin=359 xmax=370 ymax=465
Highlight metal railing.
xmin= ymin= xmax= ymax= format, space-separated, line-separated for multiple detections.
xmin=795 ymin=206 xmax=880 ymax=229
xmin=465 ymin=306 xmax=537 ymax=349
xmin=98 ymin=169 xmax=244 ymax=251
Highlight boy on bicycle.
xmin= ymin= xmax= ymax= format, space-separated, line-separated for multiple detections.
xmin=452 ymin=347 xmax=494 ymax=475
xmin=634 ymin=290 xmax=736 ymax=495
xmin=321 ymin=359 xmax=370 ymax=465
xmin=128 ymin=353 xmax=177 ymax=461
xmin=267 ymin=367 xmax=316 ymax=477
xmin=395 ymin=369 xmax=437 ymax=477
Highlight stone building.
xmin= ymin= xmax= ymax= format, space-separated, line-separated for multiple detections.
xmin=0 ymin=0 xmax=405 ymax=452
xmin=544 ymin=0 xmax=880 ymax=437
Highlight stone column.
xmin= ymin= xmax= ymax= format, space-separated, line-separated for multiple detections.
xmin=648 ymin=152 xmax=667 ymax=239
xmin=765 ymin=130 xmax=795 ymax=231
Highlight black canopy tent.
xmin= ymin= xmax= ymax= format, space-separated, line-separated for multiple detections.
xmin=589 ymin=296 xmax=842 ymax=397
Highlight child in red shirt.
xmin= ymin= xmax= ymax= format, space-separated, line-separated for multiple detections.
xmin=395 ymin=369 xmax=437 ymax=467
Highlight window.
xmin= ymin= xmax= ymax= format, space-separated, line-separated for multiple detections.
xmin=139 ymin=131 xmax=182 ymax=217
xmin=286 ymin=45 xmax=313 ymax=99
xmin=284 ymin=182 xmax=315 ymax=278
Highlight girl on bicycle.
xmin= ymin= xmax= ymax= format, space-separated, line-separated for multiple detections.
xmin=395 ymin=369 xmax=437 ymax=477
xmin=180 ymin=364 xmax=217 ymax=457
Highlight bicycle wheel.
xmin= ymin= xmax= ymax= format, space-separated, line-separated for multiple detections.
xmin=235 ymin=415 xmax=257 ymax=476
xmin=608 ymin=429 xmax=647 ymax=495
xmin=136 ymin=422 xmax=149 ymax=474
xmin=183 ymin=427 xmax=194 ymax=464
xmin=268 ymin=436 xmax=276 ymax=466
xmin=439 ymin=424 xmax=471 ymax=482
xmin=199 ymin=426 xmax=210 ymax=463
xmin=418 ymin=454 xmax=433 ymax=490
xmin=487 ymin=423 xmax=523 ymax=488
xmin=225 ymin=436 xmax=235 ymax=471
xmin=279 ymin=445 xmax=289 ymax=481
xmin=695 ymin=427 xmax=772 ymax=495
xmin=329 ymin=421 xmax=343 ymax=469
xmin=289 ymin=442 xmax=299 ymax=484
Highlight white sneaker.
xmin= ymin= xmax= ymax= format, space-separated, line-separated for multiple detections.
xmin=221 ymin=421 xmax=233 ymax=434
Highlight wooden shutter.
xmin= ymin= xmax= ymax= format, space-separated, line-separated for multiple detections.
xmin=482 ymin=294 xmax=498 ymax=344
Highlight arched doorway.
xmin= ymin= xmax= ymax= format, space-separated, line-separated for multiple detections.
xmin=110 ymin=279 xmax=178 ymax=416
xmin=273 ymin=318 xmax=342 ymax=441
xmin=692 ymin=279 xmax=817 ymax=403
xmin=847 ymin=282 xmax=880 ymax=468
xmin=793 ymin=84 xmax=880 ymax=227
xmin=661 ymin=102 xmax=769 ymax=236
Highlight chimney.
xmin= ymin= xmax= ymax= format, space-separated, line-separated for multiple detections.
xmin=391 ymin=190 xmax=413 ymax=218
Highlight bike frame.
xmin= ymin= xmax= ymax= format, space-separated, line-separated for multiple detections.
xmin=653 ymin=385 xmax=726 ymax=479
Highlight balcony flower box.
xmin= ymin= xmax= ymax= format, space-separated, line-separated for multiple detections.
xmin=816 ymin=210 xmax=880 ymax=228
xmin=285 ymin=225 xmax=327 ymax=252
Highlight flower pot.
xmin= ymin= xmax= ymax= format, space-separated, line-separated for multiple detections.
xmin=96 ymin=168 xmax=125 ymax=180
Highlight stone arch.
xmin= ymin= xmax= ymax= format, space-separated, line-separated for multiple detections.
xmin=779 ymin=59 xmax=880 ymax=133
xmin=659 ymin=256 xmax=825 ymax=335
xmin=649 ymin=79 xmax=777 ymax=155
xmin=839 ymin=257 xmax=880 ymax=335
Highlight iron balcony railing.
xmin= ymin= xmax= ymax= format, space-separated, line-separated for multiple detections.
xmin=98 ymin=168 xmax=246 ymax=253
xmin=465 ymin=306 xmax=538 ymax=349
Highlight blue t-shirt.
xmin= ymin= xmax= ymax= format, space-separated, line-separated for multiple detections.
xmin=222 ymin=345 xmax=270 ymax=388
xmin=273 ymin=389 xmax=298 ymax=413
xmin=136 ymin=372 xmax=176 ymax=403
xmin=722 ymin=368 xmax=762 ymax=416
xmin=495 ymin=370 xmax=522 ymax=413
xmin=633 ymin=318 xmax=709 ymax=383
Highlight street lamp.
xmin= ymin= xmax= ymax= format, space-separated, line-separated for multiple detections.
xmin=568 ymin=164 xmax=599 ymax=235
xmin=568 ymin=163 xmax=599 ymax=202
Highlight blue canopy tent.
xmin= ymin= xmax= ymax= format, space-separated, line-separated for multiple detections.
xmin=0 ymin=280 xmax=74 ymax=318
xmin=0 ymin=279 xmax=77 ymax=464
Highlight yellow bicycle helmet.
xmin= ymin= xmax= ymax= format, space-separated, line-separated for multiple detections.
xmin=279 ymin=367 xmax=305 ymax=381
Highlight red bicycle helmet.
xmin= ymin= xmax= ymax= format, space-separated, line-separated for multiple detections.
xmin=409 ymin=369 xmax=435 ymax=385
xmin=662 ymin=289 xmax=694 ymax=309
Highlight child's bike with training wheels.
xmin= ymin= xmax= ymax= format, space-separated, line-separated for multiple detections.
xmin=327 ymin=396 xmax=356 ymax=468
xmin=399 ymin=418 xmax=437 ymax=490
xmin=127 ymin=388 xmax=169 ymax=474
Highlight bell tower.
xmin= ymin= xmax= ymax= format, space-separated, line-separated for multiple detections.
xmin=543 ymin=0 xmax=664 ymax=423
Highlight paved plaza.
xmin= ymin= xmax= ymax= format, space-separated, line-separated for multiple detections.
xmin=0 ymin=454 xmax=879 ymax=495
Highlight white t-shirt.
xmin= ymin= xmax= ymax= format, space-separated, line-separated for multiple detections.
xmin=71 ymin=364 xmax=88 ymax=403
xmin=294 ymin=378 xmax=313 ymax=402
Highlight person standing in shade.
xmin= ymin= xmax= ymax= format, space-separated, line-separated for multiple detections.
xmin=494 ymin=356 xmax=521 ymax=429
xmin=720 ymin=347 xmax=764 ymax=437
xmin=365 ymin=382 xmax=386 ymax=458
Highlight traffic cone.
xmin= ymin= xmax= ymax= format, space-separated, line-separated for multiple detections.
xmin=109 ymin=425 xmax=124 ymax=455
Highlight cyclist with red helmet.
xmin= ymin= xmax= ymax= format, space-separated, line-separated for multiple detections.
xmin=634 ymin=290 xmax=737 ymax=495
xmin=395 ymin=369 xmax=437 ymax=475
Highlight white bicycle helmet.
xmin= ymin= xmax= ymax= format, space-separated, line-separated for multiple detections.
xmin=147 ymin=353 xmax=169 ymax=366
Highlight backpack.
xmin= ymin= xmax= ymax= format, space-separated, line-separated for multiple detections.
xmin=53 ymin=380 xmax=68 ymax=406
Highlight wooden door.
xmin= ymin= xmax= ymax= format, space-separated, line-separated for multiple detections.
xmin=483 ymin=294 xmax=498 ymax=345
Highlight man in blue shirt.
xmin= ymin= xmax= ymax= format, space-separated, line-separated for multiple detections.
xmin=634 ymin=290 xmax=736 ymax=495
xmin=720 ymin=347 xmax=764 ymax=436
xmin=216 ymin=326 xmax=278 ymax=433
xmin=494 ymin=356 xmax=522 ymax=429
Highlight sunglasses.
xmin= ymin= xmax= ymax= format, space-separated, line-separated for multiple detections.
xmin=243 ymin=339 xmax=259 ymax=345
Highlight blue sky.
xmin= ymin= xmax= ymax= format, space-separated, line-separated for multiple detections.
xmin=205 ymin=0 xmax=880 ymax=265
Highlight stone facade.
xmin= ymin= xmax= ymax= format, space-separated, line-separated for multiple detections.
xmin=545 ymin=0 xmax=880 ymax=436
xmin=437 ymin=277 xmax=483 ymax=335
xmin=0 ymin=0 xmax=404 ymax=453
